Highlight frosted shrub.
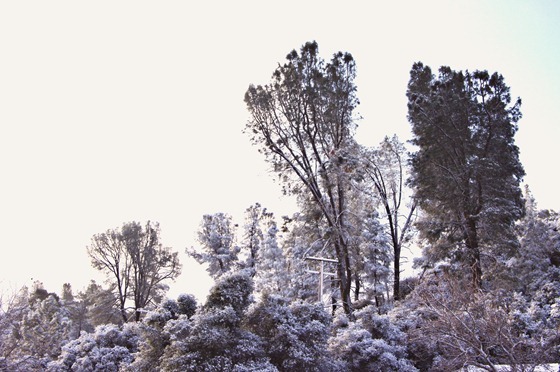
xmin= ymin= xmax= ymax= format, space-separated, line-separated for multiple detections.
xmin=328 ymin=305 xmax=417 ymax=371
xmin=245 ymin=294 xmax=337 ymax=371
xmin=47 ymin=323 xmax=138 ymax=371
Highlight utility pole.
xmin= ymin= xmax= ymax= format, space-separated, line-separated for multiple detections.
xmin=305 ymin=256 xmax=338 ymax=304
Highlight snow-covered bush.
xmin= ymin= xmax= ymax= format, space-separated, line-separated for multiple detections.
xmin=160 ymin=271 xmax=276 ymax=371
xmin=204 ymin=270 xmax=254 ymax=319
xmin=176 ymin=294 xmax=197 ymax=319
xmin=328 ymin=305 xmax=417 ymax=371
xmin=245 ymin=294 xmax=337 ymax=371
xmin=47 ymin=323 xmax=138 ymax=371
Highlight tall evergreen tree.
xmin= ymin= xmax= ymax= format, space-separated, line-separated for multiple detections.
xmin=407 ymin=63 xmax=525 ymax=288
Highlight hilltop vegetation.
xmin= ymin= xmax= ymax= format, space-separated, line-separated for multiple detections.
xmin=1 ymin=42 xmax=558 ymax=371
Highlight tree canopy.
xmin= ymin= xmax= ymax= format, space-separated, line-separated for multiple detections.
xmin=245 ymin=41 xmax=360 ymax=316
xmin=3 ymin=42 xmax=558 ymax=371
xmin=407 ymin=63 xmax=525 ymax=288
xmin=87 ymin=221 xmax=182 ymax=322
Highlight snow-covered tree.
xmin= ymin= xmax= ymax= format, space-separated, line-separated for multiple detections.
xmin=245 ymin=41 xmax=360 ymax=317
xmin=161 ymin=271 xmax=276 ymax=371
xmin=238 ymin=203 xmax=267 ymax=272
xmin=279 ymin=211 xmax=331 ymax=303
xmin=0 ymin=286 xmax=34 ymax=371
xmin=19 ymin=289 xmax=74 ymax=362
xmin=350 ymin=209 xmax=392 ymax=310
xmin=188 ymin=213 xmax=240 ymax=280
xmin=48 ymin=323 xmax=139 ymax=372
xmin=125 ymin=294 xmax=197 ymax=372
xmin=127 ymin=304 xmax=174 ymax=371
xmin=77 ymin=280 xmax=123 ymax=328
xmin=509 ymin=187 xmax=560 ymax=295
xmin=400 ymin=272 xmax=558 ymax=370
xmin=328 ymin=305 xmax=416 ymax=371
xmin=0 ymin=284 xmax=78 ymax=370
xmin=245 ymin=294 xmax=336 ymax=371
xmin=254 ymin=217 xmax=290 ymax=298
xmin=361 ymin=136 xmax=417 ymax=301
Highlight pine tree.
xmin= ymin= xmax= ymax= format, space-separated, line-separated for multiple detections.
xmin=407 ymin=63 xmax=525 ymax=288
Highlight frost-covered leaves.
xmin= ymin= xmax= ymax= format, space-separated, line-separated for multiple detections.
xmin=19 ymin=292 xmax=74 ymax=361
xmin=245 ymin=294 xmax=335 ymax=372
xmin=161 ymin=273 xmax=276 ymax=371
xmin=48 ymin=323 xmax=138 ymax=372
xmin=188 ymin=213 xmax=240 ymax=280
xmin=127 ymin=304 xmax=176 ymax=372
xmin=204 ymin=271 xmax=254 ymax=319
xmin=509 ymin=192 xmax=560 ymax=295
xmin=328 ymin=306 xmax=417 ymax=371
xmin=349 ymin=208 xmax=393 ymax=309
xmin=161 ymin=310 xmax=274 ymax=371
xmin=0 ymin=286 xmax=80 ymax=371
xmin=0 ymin=284 xmax=123 ymax=371
xmin=176 ymin=294 xmax=197 ymax=319
xmin=253 ymin=218 xmax=290 ymax=298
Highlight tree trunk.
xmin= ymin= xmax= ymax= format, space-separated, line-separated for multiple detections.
xmin=354 ymin=275 xmax=360 ymax=301
xmin=393 ymin=246 xmax=401 ymax=301
xmin=332 ymin=236 xmax=354 ymax=320
xmin=465 ymin=217 xmax=482 ymax=289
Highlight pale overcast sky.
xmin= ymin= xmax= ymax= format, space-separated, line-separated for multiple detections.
xmin=1 ymin=1 xmax=558 ymax=300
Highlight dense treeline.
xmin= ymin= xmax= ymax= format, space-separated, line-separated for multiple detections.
xmin=1 ymin=42 xmax=559 ymax=371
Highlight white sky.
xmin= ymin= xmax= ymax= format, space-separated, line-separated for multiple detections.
xmin=1 ymin=1 xmax=559 ymax=301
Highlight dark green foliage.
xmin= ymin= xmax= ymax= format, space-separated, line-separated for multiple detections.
xmin=176 ymin=294 xmax=197 ymax=319
xmin=204 ymin=270 xmax=254 ymax=319
xmin=407 ymin=62 xmax=525 ymax=288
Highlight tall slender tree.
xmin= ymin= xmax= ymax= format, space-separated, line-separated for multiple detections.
xmin=406 ymin=63 xmax=525 ymax=288
xmin=245 ymin=41 xmax=359 ymax=316
xmin=362 ymin=136 xmax=416 ymax=301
